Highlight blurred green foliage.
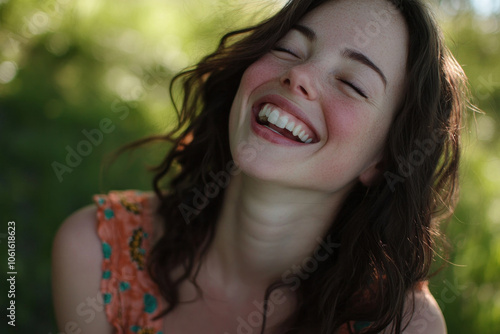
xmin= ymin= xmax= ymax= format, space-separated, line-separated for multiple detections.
xmin=0 ymin=0 xmax=498 ymax=333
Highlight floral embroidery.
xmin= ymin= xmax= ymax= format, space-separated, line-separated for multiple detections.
xmin=120 ymin=281 xmax=131 ymax=291
xmin=143 ymin=293 xmax=157 ymax=314
xmin=102 ymin=270 xmax=111 ymax=279
xmin=129 ymin=228 xmax=146 ymax=270
xmin=94 ymin=191 xmax=167 ymax=333
xmin=353 ymin=320 xmax=372 ymax=332
xmin=130 ymin=325 xmax=158 ymax=334
xmin=104 ymin=208 xmax=115 ymax=220
xmin=102 ymin=242 xmax=111 ymax=259
xmin=121 ymin=198 xmax=142 ymax=215
xmin=103 ymin=293 xmax=112 ymax=304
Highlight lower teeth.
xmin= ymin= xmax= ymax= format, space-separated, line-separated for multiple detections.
xmin=264 ymin=125 xmax=284 ymax=136
xmin=257 ymin=117 xmax=304 ymax=143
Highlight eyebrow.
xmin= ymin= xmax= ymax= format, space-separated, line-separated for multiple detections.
xmin=342 ymin=48 xmax=387 ymax=88
xmin=291 ymin=24 xmax=387 ymax=89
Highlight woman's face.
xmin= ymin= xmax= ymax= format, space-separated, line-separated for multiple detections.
xmin=229 ymin=0 xmax=408 ymax=193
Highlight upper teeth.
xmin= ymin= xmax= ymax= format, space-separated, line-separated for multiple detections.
xmin=258 ymin=104 xmax=313 ymax=144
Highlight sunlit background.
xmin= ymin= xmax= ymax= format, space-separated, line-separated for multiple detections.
xmin=0 ymin=0 xmax=499 ymax=332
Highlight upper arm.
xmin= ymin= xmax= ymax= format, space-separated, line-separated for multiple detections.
xmin=52 ymin=205 xmax=113 ymax=334
xmin=401 ymin=285 xmax=447 ymax=334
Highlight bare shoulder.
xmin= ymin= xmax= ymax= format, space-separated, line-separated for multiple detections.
xmin=401 ymin=283 xmax=447 ymax=334
xmin=52 ymin=205 xmax=113 ymax=333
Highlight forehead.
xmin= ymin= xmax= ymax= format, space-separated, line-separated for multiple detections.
xmin=298 ymin=0 xmax=409 ymax=90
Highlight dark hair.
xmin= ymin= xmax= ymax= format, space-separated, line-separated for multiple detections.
xmin=125 ymin=0 xmax=469 ymax=332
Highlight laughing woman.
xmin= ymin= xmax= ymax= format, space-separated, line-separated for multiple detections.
xmin=52 ymin=0 xmax=469 ymax=333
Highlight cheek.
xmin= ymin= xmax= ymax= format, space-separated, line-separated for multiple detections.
xmin=229 ymin=57 xmax=282 ymax=159
xmin=322 ymin=97 xmax=390 ymax=164
xmin=323 ymin=97 xmax=366 ymax=143
xmin=239 ymin=55 xmax=283 ymax=89
xmin=230 ymin=57 xmax=280 ymax=129
xmin=230 ymin=56 xmax=284 ymax=131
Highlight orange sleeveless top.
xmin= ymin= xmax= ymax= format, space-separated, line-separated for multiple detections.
xmin=94 ymin=190 xmax=165 ymax=334
xmin=94 ymin=190 xmax=372 ymax=334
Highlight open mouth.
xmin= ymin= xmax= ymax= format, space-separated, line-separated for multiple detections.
xmin=254 ymin=103 xmax=318 ymax=144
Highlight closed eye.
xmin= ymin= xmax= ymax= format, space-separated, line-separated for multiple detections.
xmin=338 ymin=79 xmax=368 ymax=99
xmin=272 ymin=46 xmax=299 ymax=58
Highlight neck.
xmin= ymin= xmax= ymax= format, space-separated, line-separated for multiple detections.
xmin=204 ymin=172 xmax=348 ymax=298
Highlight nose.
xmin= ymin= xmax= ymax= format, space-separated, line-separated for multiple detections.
xmin=280 ymin=65 xmax=318 ymax=100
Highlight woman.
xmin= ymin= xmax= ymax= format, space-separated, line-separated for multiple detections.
xmin=52 ymin=0 xmax=468 ymax=333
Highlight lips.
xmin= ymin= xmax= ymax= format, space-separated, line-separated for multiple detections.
xmin=251 ymin=95 xmax=319 ymax=144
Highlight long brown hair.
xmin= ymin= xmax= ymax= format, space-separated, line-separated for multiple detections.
xmin=125 ymin=0 xmax=469 ymax=332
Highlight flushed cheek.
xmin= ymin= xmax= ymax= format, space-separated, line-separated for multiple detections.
xmin=240 ymin=55 xmax=285 ymax=88
xmin=322 ymin=99 xmax=370 ymax=145
xmin=230 ymin=58 xmax=282 ymax=126
xmin=229 ymin=57 xmax=281 ymax=157
xmin=321 ymin=99 xmax=386 ymax=170
xmin=231 ymin=56 xmax=288 ymax=124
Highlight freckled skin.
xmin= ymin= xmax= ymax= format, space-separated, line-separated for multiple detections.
xmin=229 ymin=0 xmax=408 ymax=193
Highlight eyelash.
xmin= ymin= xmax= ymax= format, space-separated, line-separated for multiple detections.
xmin=338 ymin=79 xmax=368 ymax=99
xmin=273 ymin=46 xmax=368 ymax=99
xmin=272 ymin=46 xmax=299 ymax=58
